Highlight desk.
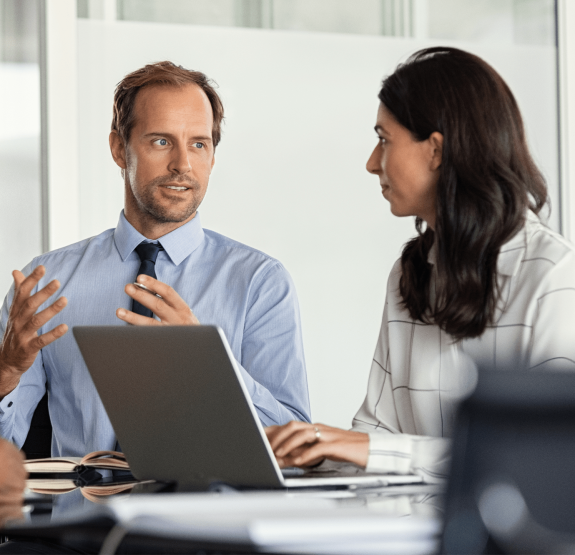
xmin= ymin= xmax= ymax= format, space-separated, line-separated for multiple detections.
xmin=0 ymin=481 xmax=444 ymax=554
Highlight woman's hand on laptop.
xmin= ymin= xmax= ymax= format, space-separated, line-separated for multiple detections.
xmin=116 ymin=275 xmax=200 ymax=326
xmin=265 ymin=421 xmax=369 ymax=469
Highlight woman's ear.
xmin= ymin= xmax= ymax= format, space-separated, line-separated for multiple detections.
xmin=428 ymin=131 xmax=444 ymax=171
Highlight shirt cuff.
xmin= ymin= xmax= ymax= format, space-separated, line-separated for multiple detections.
xmin=0 ymin=385 xmax=19 ymax=419
xmin=366 ymin=431 xmax=413 ymax=474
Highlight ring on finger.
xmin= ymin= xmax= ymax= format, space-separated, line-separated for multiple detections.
xmin=314 ymin=426 xmax=321 ymax=442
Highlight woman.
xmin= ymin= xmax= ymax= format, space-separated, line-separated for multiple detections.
xmin=266 ymin=47 xmax=575 ymax=482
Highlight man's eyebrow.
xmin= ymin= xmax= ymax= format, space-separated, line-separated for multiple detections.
xmin=189 ymin=135 xmax=213 ymax=142
xmin=143 ymin=132 xmax=213 ymax=142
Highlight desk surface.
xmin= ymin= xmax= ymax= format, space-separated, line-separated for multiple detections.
xmin=3 ymin=481 xmax=445 ymax=554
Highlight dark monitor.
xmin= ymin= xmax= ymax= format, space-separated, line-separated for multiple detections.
xmin=442 ymin=369 xmax=575 ymax=554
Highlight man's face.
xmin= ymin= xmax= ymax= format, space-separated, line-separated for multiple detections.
xmin=120 ymin=84 xmax=215 ymax=226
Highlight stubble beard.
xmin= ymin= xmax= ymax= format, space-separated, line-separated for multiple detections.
xmin=131 ymin=174 xmax=204 ymax=224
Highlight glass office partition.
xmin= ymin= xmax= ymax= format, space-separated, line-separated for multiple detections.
xmin=75 ymin=0 xmax=558 ymax=427
xmin=429 ymin=0 xmax=555 ymax=45
xmin=108 ymin=0 xmax=555 ymax=43
xmin=0 ymin=0 xmax=42 ymax=298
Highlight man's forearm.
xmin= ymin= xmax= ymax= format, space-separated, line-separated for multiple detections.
xmin=255 ymin=400 xmax=307 ymax=428
xmin=237 ymin=363 xmax=309 ymax=427
xmin=0 ymin=363 xmax=21 ymax=400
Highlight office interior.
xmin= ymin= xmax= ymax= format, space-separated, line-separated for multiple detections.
xmin=0 ymin=0 xmax=574 ymax=553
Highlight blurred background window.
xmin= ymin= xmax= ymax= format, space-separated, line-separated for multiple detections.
xmin=77 ymin=0 xmax=556 ymax=45
xmin=0 ymin=0 xmax=41 ymax=298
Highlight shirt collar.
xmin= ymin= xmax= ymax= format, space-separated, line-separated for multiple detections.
xmin=426 ymin=211 xmax=539 ymax=277
xmin=114 ymin=210 xmax=205 ymax=266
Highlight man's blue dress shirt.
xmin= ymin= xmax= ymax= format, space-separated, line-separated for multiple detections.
xmin=0 ymin=212 xmax=310 ymax=456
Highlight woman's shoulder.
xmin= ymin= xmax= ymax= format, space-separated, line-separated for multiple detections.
xmin=509 ymin=213 xmax=575 ymax=301
xmin=498 ymin=212 xmax=574 ymax=279
xmin=523 ymin=212 xmax=575 ymax=265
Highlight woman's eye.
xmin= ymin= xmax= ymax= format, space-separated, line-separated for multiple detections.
xmin=154 ymin=138 xmax=168 ymax=146
xmin=378 ymin=136 xmax=386 ymax=144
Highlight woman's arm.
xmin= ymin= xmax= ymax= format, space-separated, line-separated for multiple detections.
xmin=349 ymin=281 xmax=451 ymax=482
xmin=528 ymin=250 xmax=575 ymax=372
xmin=264 ymin=421 xmax=451 ymax=483
xmin=265 ymin=260 xmax=452 ymax=481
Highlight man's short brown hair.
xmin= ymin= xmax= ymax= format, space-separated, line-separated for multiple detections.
xmin=112 ymin=61 xmax=224 ymax=147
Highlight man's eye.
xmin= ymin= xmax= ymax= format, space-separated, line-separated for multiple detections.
xmin=193 ymin=142 xmax=204 ymax=149
xmin=154 ymin=138 xmax=168 ymax=146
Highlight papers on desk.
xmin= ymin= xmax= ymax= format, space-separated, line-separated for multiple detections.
xmin=105 ymin=492 xmax=441 ymax=554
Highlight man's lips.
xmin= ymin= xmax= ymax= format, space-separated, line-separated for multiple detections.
xmin=162 ymin=183 xmax=191 ymax=191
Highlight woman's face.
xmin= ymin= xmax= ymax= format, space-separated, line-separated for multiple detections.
xmin=366 ymin=103 xmax=442 ymax=229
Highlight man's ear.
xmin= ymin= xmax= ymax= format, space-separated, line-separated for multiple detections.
xmin=109 ymin=131 xmax=127 ymax=170
xmin=428 ymin=131 xmax=443 ymax=171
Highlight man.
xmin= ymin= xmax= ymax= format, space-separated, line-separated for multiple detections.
xmin=0 ymin=62 xmax=310 ymax=457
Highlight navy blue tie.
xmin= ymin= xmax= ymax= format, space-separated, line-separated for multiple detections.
xmin=132 ymin=241 xmax=163 ymax=318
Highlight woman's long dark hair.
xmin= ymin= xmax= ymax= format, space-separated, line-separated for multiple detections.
xmin=379 ymin=47 xmax=548 ymax=340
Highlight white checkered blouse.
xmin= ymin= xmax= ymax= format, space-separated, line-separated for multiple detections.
xmin=351 ymin=211 xmax=575 ymax=482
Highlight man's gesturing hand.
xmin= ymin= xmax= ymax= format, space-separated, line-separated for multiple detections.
xmin=0 ymin=266 xmax=68 ymax=397
xmin=116 ymin=274 xmax=200 ymax=326
xmin=265 ymin=421 xmax=369 ymax=469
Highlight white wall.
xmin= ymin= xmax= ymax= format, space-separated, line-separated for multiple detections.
xmin=41 ymin=0 xmax=80 ymax=252
xmin=77 ymin=21 xmax=558 ymax=427
xmin=558 ymin=0 xmax=575 ymax=243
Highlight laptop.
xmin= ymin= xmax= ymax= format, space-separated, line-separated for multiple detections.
xmin=73 ymin=325 xmax=422 ymax=491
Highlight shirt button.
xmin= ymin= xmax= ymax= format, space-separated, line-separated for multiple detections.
xmin=7 ymin=402 xmax=12 ymax=407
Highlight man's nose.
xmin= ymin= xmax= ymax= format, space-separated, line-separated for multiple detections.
xmin=169 ymin=144 xmax=191 ymax=174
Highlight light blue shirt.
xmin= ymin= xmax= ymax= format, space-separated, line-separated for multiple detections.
xmin=0 ymin=212 xmax=310 ymax=456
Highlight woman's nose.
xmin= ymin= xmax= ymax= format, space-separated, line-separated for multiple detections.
xmin=366 ymin=144 xmax=381 ymax=175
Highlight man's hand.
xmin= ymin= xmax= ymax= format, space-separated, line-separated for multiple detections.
xmin=0 ymin=266 xmax=68 ymax=397
xmin=116 ymin=274 xmax=200 ymax=326
xmin=0 ymin=439 xmax=26 ymax=526
xmin=265 ymin=421 xmax=369 ymax=469
xmin=0 ymin=439 xmax=26 ymax=505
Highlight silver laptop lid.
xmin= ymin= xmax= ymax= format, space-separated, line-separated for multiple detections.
xmin=73 ymin=325 xmax=285 ymax=491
